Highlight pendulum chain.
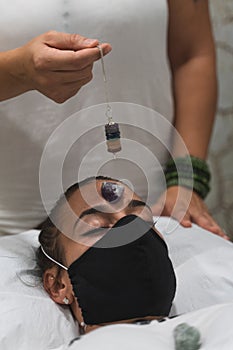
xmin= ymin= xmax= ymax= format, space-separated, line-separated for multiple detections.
xmin=97 ymin=45 xmax=121 ymax=155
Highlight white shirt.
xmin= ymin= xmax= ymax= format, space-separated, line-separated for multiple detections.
xmin=0 ymin=0 xmax=173 ymax=233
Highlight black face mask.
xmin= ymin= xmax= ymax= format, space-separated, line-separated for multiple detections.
xmin=68 ymin=215 xmax=176 ymax=325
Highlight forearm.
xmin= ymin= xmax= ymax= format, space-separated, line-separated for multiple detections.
xmin=167 ymin=0 xmax=217 ymax=159
xmin=0 ymin=48 xmax=30 ymax=101
xmin=171 ymin=53 xmax=217 ymax=159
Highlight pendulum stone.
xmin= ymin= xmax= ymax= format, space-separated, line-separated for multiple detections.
xmin=105 ymin=123 xmax=121 ymax=153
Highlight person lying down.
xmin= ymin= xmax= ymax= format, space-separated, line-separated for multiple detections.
xmin=37 ymin=176 xmax=177 ymax=334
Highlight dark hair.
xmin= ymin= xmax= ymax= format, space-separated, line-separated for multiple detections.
xmin=36 ymin=176 xmax=121 ymax=279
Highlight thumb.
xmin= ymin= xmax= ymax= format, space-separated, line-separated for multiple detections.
xmin=151 ymin=193 xmax=166 ymax=216
xmin=173 ymin=209 xmax=192 ymax=228
xmin=43 ymin=31 xmax=99 ymax=51
xmin=151 ymin=202 xmax=164 ymax=216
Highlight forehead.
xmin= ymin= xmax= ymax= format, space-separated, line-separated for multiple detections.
xmin=68 ymin=180 xmax=138 ymax=214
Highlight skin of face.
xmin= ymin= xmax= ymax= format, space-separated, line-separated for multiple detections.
xmin=43 ymin=179 xmax=164 ymax=333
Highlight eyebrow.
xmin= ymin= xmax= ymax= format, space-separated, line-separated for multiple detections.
xmin=73 ymin=199 xmax=152 ymax=231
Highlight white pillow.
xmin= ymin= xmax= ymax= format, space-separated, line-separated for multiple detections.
xmin=155 ymin=217 xmax=233 ymax=315
xmin=0 ymin=230 xmax=79 ymax=350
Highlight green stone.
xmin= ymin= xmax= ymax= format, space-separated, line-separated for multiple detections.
xmin=173 ymin=323 xmax=202 ymax=350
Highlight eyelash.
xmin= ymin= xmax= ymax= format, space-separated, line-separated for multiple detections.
xmin=81 ymin=227 xmax=110 ymax=237
xmin=82 ymin=219 xmax=155 ymax=237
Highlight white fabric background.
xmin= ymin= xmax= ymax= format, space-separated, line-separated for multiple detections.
xmin=207 ymin=0 xmax=233 ymax=239
xmin=0 ymin=0 xmax=173 ymax=234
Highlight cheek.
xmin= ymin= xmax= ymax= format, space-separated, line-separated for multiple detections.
xmin=64 ymin=273 xmax=73 ymax=291
xmin=85 ymin=218 xmax=102 ymax=228
xmin=77 ymin=233 xmax=106 ymax=247
xmin=64 ymin=240 xmax=89 ymax=266
xmin=126 ymin=207 xmax=153 ymax=223
xmin=84 ymin=216 xmax=110 ymax=228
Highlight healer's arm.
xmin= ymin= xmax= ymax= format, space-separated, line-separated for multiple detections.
xmin=152 ymin=0 xmax=228 ymax=239
xmin=167 ymin=0 xmax=217 ymax=159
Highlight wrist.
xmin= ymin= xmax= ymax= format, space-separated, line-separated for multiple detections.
xmin=165 ymin=155 xmax=211 ymax=199
xmin=2 ymin=47 xmax=33 ymax=94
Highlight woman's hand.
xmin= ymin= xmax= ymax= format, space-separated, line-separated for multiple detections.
xmin=0 ymin=31 xmax=112 ymax=103
xmin=151 ymin=186 xmax=229 ymax=240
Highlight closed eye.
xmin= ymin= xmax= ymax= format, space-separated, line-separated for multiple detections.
xmin=80 ymin=219 xmax=155 ymax=237
xmin=80 ymin=227 xmax=110 ymax=237
xmin=127 ymin=199 xmax=153 ymax=224
xmin=127 ymin=199 xmax=152 ymax=213
xmin=77 ymin=200 xmax=153 ymax=237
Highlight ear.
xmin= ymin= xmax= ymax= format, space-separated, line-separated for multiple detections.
xmin=43 ymin=267 xmax=74 ymax=305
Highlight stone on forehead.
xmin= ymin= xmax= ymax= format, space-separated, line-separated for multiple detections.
xmin=101 ymin=182 xmax=124 ymax=203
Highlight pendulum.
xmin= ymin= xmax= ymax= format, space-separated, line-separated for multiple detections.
xmin=98 ymin=45 xmax=122 ymax=156
xmin=97 ymin=45 xmax=122 ymax=155
xmin=105 ymin=121 xmax=121 ymax=154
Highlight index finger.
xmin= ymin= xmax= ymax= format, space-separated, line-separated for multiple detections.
xmin=47 ymin=43 xmax=112 ymax=71
xmin=194 ymin=213 xmax=230 ymax=240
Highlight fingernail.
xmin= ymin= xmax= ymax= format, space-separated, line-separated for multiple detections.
xmin=105 ymin=46 xmax=112 ymax=54
xmin=181 ymin=219 xmax=192 ymax=227
xmin=83 ymin=38 xmax=98 ymax=45
xmin=224 ymin=235 xmax=230 ymax=241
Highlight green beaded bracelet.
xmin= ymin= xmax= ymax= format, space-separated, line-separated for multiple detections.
xmin=164 ymin=155 xmax=211 ymax=199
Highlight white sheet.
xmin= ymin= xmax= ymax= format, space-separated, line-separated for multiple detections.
xmin=0 ymin=218 xmax=232 ymax=350
xmin=64 ymin=302 xmax=233 ymax=350
xmin=155 ymin=217 xmax=233 ymax=315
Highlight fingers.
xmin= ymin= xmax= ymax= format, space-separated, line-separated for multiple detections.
xmin=52 ymin=64 xmax=94 ymax=84
xmin=191 ymin=211 xmax=230 ymax=240
xmin=151 ymin=203 xmax=163 ymax=216
xmin=73 ymin=43 xmax=112 ymax=65
xmin=40 ymin=31 xmax=113 ymax=71
xmin=34 ymin=43 xmax=111 ymax=72
xmin=33 ymin=62 xmax=94 ymax=103
xmin=152 ymin=197 xmax=192 ymax=228
xmin=42 ymin=31 xmax=100 ymax=51
xmin=151 ymin=194 xmax=165 ymax=216
xmin=178 ymin=194 xmax=230 ymax=240
xmin=38 ymin=74 xmax=91 ymax=103
xmin=23 ymin=31 xmax=112 ymax=102
xmin=152 ymin=187 xmax=229 ymax=240
xmin=174 ymin=210 xmax=192 ymax=228
xmin=157 ymin=187 xmax=192 ymax=227
xmin=41 ymin=83 xmax=83 ymax=104
xmin=41 ymin=30 xmax=112 ymax=70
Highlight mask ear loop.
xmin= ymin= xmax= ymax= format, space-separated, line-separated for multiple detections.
xmin=41 ymin=246 xmax=88 ymax=334
xmin=80 ymin=321 xmax=87 ymax=334
xmin=40 ymin=245 xmax=68 ymax=271
xmin=153 ymin=217 xmax=159 ymax=226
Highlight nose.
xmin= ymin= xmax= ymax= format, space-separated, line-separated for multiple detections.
xmin=111 ymin=210 xmax=128 ymax=223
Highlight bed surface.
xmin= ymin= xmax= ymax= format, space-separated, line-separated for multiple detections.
xmin=0 ymin=217 xmax=232 ymax=350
